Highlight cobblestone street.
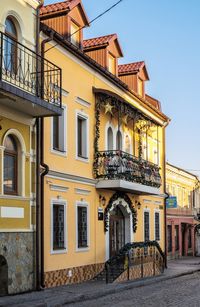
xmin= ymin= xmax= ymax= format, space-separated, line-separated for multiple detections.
xmin=71 ymin=272 xmax=200 ymax=307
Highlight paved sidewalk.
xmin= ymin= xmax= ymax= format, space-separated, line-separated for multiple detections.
xmin=1 ymin=257 xmax=200 ymax=307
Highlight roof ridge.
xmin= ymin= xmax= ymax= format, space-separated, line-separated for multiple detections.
xmin=118 ymin=61 xmax=145 ymax=67
xmin=42 ymin=0 xmax=70 ymax=8
xmin=83 ymin=33 xmax=117 ymax=41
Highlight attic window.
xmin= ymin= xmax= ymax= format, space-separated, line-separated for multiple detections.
xmin=138 ymin=78 xmax=143 ymax=96
xmin=108 ymin=53 xmax=116 ymax=75
xmin=70 ymin=21 xmax=80 ymax=47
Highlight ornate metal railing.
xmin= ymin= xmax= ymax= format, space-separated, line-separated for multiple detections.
xmin=94 ymin=150 xmax=161 ymax=188
xmin=105 ymin=241 xmax=165 ymax=283
xmin=0 ymin=31 xmax=62 ymax=106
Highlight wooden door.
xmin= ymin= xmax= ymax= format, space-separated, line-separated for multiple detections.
xmin=109 ymin=206 xmax=125 ymax=257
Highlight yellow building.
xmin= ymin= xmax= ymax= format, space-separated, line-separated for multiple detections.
xmin=40 ymin=0 xmax=170 ymax=287
xmin=0 ymin=0 xmax=62 ymax=295
xmin=166 ymin=163 xmax=199 ymax=259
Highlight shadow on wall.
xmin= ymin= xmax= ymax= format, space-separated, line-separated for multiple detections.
xmin=0 ymin=255 xmax=8 ymax=296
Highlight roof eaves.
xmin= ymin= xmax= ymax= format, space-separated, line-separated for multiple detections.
xmin=41 ymin=23 xmax=169 ymax=123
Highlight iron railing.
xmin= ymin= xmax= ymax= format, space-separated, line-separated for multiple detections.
xmin=0 ymin=31 xmax=62 ymax=106
xmin=94 ymin=150 xmax=161 ymax=188
xmin=105 ymin=241 xmax=165 ymax=283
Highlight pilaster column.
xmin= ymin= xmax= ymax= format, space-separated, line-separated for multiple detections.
xmin=191 ymin=225 xmax=195 ymax=256
xmin=179 ymin=223 xmax=182 ymax=257
xmin=185 ymin=225 xmax=189 ymax=256
xmin=171 ymin=221 xmax=175 ymax=257
xmin=0 ymin=146 xmax=5 ymax=195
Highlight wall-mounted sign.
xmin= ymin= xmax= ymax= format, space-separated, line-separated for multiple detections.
xmin=166 ymin=196 xmax=177 ymax=209
xmin=98 ymin=208 xmax=104 ymax=221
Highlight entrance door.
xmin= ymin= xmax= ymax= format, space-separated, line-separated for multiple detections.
xmin=109 ymin=206 xmax=125 ymax=257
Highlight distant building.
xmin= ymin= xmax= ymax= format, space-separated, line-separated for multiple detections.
xmin=0 ymin=0 xmax=62 ymax=295
xmin=166 ymin=163 xmax=200 ymax=259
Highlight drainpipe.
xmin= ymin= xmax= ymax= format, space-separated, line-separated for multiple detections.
xmin=35 ymin=0 xmax=44 ymax=291
xmin=38 ymin=33 xmax=54 ymax=289
xmin=163 ymin=122 xmax=170 ymax=269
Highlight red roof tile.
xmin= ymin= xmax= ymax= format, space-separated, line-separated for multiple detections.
xmin=83 ymin=34 xmax=117 ymax=48
xmin=145 ymin=94 xmax=161 ymax=111
xmin=40 ymin=0 xmax=75 ymax=16
xmin=118 ymin=61 xmax=145 ymax=74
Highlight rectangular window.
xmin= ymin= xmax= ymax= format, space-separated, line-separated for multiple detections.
xmin=155 ymin=212 xmax=160 ymax=241
xmin=77 ymin=205 xmax=88 ymax=248
xmin=77 ymin=114 xmax=88 ymax=159
xmin=108 ymin=53 xmax=116 ymax=75
xmin=144 ymin=211 xmax=150 ymax=241
xmin=53 ymin=203 xmax=65 ymax=250
xmin=175 ymin=225 xmax=179 ymax=251
xmin=167 ymin=225 xmax=172 ymax=252
xmin=138 ymin=78 xmax=143 ymax=96
xmin=70 ymin=21 xmax=80 ymax=47
xmin=52 ymin=107 xmax=66 ymax=152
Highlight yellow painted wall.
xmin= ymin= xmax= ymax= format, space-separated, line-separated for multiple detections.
xmin=0 ymin=116 xmax=34 ymax=230
xmin=43 ymin=39 xmax=167 ymax=272
xmin=166 ymin=164 xmax=197 ymax=208
xmin=0 ymin=0 xmax=38 ymax=50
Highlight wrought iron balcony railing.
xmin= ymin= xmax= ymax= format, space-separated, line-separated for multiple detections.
xmin=94 ymin=150 xmax=161 ymax=188
xmin=0 ymin=31 xmax=62 ymax=106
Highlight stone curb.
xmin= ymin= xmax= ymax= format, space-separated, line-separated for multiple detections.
xmin=1 ymin=268 xmax=200 ymax=307
xmin=60 ymin=268 xmax=200 ymax=306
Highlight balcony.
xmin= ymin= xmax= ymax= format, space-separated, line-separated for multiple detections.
xmin=94 ymin=150 xmax=161 ymax=195
xmin=0 ymin=31 xmax=62 ymax=117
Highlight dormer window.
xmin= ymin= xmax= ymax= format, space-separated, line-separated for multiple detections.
xmin=70 ymin=21 xmax=80 ymax=47
xmin=108 ymin=53 xmax=116 ymax=75
xmin=138 ymin=78 xmax=143 ymax=97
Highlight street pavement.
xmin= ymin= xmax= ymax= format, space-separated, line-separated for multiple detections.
xmin=0 ymin=257 xmax=200 ymax=306
xmin=71 ymin=271 xmax=200 ymax=307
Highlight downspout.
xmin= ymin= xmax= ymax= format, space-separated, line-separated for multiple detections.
xmin=39 ymin=33 xmax=54 ymax=289
xmin=35 ymin=0 xmax=44 ymax=291
xmin=163 ymin=121 xmax=170 ymax=269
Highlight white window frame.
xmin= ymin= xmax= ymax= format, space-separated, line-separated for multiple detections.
xmin=75 ymin=201 xmax=90 ymax=252
xmin=143 ymin=208 xmax=150 ymax=241
xmin=75 ymin=110 xmax=89 ymax=162
xmin=51 ymin=199 xmax=67 ymax=255
xmin=154 ymin=209 xmax=161 ymax=242
xmin=51 ymin=105 xmax=67 ymax=157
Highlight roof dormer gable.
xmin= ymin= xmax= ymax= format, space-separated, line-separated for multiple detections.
xmin=83 ymin=34 xmax=123 ymax=76
xmin=40 ymin=0 xmax=89 ymax=47
xmin=118 ymin=61 xmax=149 ymax=97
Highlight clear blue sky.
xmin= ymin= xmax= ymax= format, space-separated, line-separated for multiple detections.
xmin=44 ymin=0 xmax=200 ymax=175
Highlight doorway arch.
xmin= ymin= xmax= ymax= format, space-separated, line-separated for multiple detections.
xmin=104 ymin=192 xmax=137 ymax=260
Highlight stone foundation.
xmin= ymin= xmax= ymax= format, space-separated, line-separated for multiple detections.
xmin=44 ymin=263 xmax=104 ymax=288
xmin=114 ymin=262 xmax=161 ymax=283
xmin=0 ymin=232 xmax=35 ymax=295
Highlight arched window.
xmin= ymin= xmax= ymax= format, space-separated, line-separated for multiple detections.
xmin=107 ymin=127 xmax=113 ymax=150
xmin=116 ymin=130 xmax=122 ymax=151
xmin=4 ymin=135 xmax=18 ymax=195
xmin=125 ymin=135 xmax=131 ymax=153
xmin=4 ymin=17 xmax=17 ymax=73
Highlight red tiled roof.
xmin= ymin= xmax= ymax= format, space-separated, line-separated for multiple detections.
xmin=118 ymin=61 xmax=145 ymax=74
xmin=145 ymin=94 xmax=161 ymax=111
xmin=83 ymin=34 xmax=117 ymax=48
xmin=40 ymin=0 xmax=76 ymax=16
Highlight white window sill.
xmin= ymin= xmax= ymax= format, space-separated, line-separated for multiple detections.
xmin=51 ymin=149 xmax=67 ymax=157
xmin=76 ymin=156 xmax=89 ymax=163
xmin=76 ymin=247 xmax=90 ymax=253
xmin=50 ymin=249 xmax=67 ymax=255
